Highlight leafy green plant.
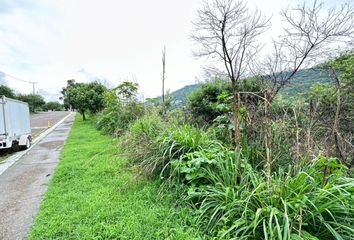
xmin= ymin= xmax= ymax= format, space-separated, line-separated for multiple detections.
xmin=186 ymin=155 xmax=354 ymax=239
xmin=158 ymin=125 xmax=217 ymax=160
xmin=96 ymin=82 xmax=144 ymax=135
xmin=122 ymin=113 xmax=165 ymax=170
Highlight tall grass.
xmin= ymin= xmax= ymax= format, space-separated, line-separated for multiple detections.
xmin=187 ymin=155 xmax=354 ymax=239
xmin=115 ymin=112 xmax=354 ymax=239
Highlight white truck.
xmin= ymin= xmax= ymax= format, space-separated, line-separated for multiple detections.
xmin=0 ymin=96 xmax=32 ymax=150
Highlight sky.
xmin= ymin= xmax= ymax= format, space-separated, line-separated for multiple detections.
xmin=0 ymin=0 xmax=345 ymax=101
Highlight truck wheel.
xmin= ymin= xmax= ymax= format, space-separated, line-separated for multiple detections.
xmin=21 ymin=137 xmax=31 ymax=150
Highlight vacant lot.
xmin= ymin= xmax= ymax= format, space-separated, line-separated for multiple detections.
xmin=28 ymin=116 xmax=201 ymax=239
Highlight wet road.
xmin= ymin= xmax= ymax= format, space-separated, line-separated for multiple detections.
xmin=30 ymin=111 xmax=71 ymax=138
xmin=0 ymin=113 xmax=75 ymax=240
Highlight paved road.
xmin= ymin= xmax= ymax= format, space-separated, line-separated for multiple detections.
xmin=30 ymin=111 xmax=71 ymax=138
xmin=0 ymin=113 xmax=75 ymax=240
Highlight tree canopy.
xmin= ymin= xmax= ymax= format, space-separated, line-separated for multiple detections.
xmin=63 ymin=81 xmax=107 ymax=120
xmin=0 ymin=85 xmax=16 ymax=99
xmin=17 ymin=94 xmax=45 ymax=112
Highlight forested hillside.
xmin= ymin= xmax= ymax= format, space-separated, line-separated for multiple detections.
xmin=164 ymin=68 xmax=332 ymax=106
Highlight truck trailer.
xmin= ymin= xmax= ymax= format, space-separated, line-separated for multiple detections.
xmin=0 ymin=96 xmax=32 ymax=150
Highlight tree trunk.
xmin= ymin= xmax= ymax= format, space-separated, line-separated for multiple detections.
xmin=263 ymin=91 xmax=271 ymax=184
xmin=232 ymin=80 xmax=242 ymax=181
xmin=232 ymin=80 xmax=241 ymax=150
xmin=293 ymin=107 xmax=300 ymax=174
xmin=82 ymin=111 xmax=86 ymax=121
xmin=326 ymin=70 xmax=341 ymax=157
xmin=306 ymin=99 xmax=314 ymax=158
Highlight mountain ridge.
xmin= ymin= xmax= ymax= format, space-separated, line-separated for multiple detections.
xmin=160 ymin=68 xmax=332 ymax=106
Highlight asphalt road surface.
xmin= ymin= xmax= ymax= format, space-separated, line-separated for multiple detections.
xmin=30 ymin=111 xmax=71 ymax=138
xmin=0 ymin=111 xmax=71 ymax=162
xmin=0 ymin=113 xmax=75 ymax=240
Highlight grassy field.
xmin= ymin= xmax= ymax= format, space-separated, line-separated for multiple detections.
xmin=28 ymin=116 xmax=201 ymax=239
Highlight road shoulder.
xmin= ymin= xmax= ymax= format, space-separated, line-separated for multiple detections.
xmin=0 ymin=113 xmax=75 ymax=240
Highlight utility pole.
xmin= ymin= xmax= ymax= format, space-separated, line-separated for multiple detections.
xmin=30 ymin=81 xmax=37 ymax=95
xmin=1 ymin=72 xmax=38 ymax=94
xmin=161 ymin=46 xmax=166 ymax=105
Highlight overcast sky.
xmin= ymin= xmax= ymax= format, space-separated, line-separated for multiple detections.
xmin=0 ymin=0 xmax=345 ymax=100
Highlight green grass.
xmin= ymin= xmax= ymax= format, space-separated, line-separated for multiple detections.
xmin=28 ymin=115 xmax=202 ymax=239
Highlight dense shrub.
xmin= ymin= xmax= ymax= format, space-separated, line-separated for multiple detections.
xmin=187 ymin=79 xmax=231 ymax=124
xmin=124 ymin=121 xmax=220 ymax=178
xmin=123 ymin=113 xmax=165 ymax=170
xmin=186 ymin=155 xmax=354 ymax=239
xmin=96 ymin=83 xmax=144 ymax=135
xmin=121 ymin=109 xmax=354 ymax=239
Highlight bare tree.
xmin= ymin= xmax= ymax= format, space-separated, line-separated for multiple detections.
xmin=259 ymin=0 xmax=354 ymax=102
xmin=191 ymin=0 xmax=269 ymax=157
xmin=252 ymin=0 xmax=354 ymax=177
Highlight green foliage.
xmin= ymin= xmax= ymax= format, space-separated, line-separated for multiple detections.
xmin=43 ymin=101 xmax=63 ymax=111
xmin=158 ymin=125 xmax=216 ymax=161
xmin=165 ymin=69 xmax=332 ymax=107
xmin=187 ymin=155 xmax=354 ymax=239
xmin=64 ymin=80 xmax=106 ymax=120
xmin=129 ymin=113 xmax=163 ymax=139
xmin=124 ymin=120 xmax=219 ymax=178
xmin=281 ymin=68 xmax=332 ymax=97
xmin=171 ymin=145 xmax=236 ymax=187
xmin=324 ymin=51 xmax=354 ymax=133
xmin=115 ymin=81 xmax=139 ymax=102
xmin=188 ymin=79 xmax=231 ymax=124
xmin=96 ymin=82 xmax=144 ymax=135
xmin=0 ymin=85 xmax=16 ymax=98
xmin=90 ymin=50 xmax=354 ymax=239
xmin=17 ymin=94 xmax=45 ymax=112
xmin=146 ymin=91 xmax=174 ymax=116
xmin=28 ymin=116 xmax=202 ymax=240
xmin=122 ymin=113 xmax=166 ymax=175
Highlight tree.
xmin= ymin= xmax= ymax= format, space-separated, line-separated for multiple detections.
xmin=322 ymin=52 xmax=354 ymax=164
xmin=250 ymin=0 xmax=354 ymax=179
xmin=188 ymin=79 xmax=231 ymax=124
xmin=44 ymin=101 xmax=63 ymax=111
xmin=0 ymin=85 xmax=16 ymax=98
xmin=17 ymin=94 xmax=45 ymax=112
xmin=258 ymin=1 xmax=354 ymax=102
xmin=60 ymin=79 xmax=76 ymax=110
xmin=191 ymin=0 xmax=269 ymax=152
xmin=191 ymin=0 xmax=269 ymax=180
xmin=96 ymin=81 xmax=144 ymax=135
xmin=114 ymin=81 xmax=139 ymax=103
xmin=65 ymin=81 xmax=106 ymax=120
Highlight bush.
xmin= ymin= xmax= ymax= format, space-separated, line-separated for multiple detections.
xmin=123 ymin=113 xmax=165 ymax=170
xmin=124 ymin=121 xmax=220 ymax=178
xmin=96 ymin=86 xmax=144 ymax=135
xmin=186 ymin=155 xmax=354 ymax=239
xmin=187 ymin=79 xmax=231 ymax=125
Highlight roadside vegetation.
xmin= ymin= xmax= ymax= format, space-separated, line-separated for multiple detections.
xmin=29 ymin=116 xmax=202 ymax=239
xmin=31 ymin=0 xmax=354 ymax=239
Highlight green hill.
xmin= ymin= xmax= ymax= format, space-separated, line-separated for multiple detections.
xmin=282 ymin=68 xmax=332 ymax=96
xmin=164 ymin=68 xmax=332 ymax=106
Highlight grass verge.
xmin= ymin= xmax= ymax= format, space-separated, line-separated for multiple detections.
xmin=28 ymin=116 xmax=201 ymax=239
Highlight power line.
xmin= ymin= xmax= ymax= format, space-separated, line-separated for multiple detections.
xmin=1 ymin=71 xmax=38 ymax=94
